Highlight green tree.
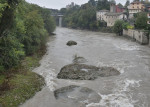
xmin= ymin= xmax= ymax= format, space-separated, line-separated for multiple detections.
xmin=88 ymin=0 xmax=96 ymax=6
xmin=40 ymin=8 xmax=56 ymax=34
xmin=113 ymin=20 xmax=124 ymax=36
xmin=0 ymin=0 xmax=20 ymax=37
xmin=135 ymin=12 xmax=148 ymax=30
xmin=0 ymin=0 xmax=56 ymax=71
xmin=24 ymin=10 xmax=48 ymax=55
xmin=97 ymin=0 xmax=110 ymax=10
xmin=125 ymin=0 xmax=130 ymax=7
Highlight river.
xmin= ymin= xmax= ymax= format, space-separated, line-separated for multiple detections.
xmin=21 ymin=27 xmax=150 ymax=107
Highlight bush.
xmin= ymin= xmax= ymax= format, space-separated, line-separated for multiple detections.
xmin=135 ymin=12 xmax=148 ymax=30
xmin=113 ymin=20 xmax=124 ymax=36
xmin=127 ymin=25 xmax=134 ymax=29
xmin=0 ymin=36 xmax=24 ymax=70
xmin=122 ymin=22 xmax=130 ymax=30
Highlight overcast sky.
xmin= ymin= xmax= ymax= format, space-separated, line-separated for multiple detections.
xmin=25 ymin=0 xmax=133 ymax=10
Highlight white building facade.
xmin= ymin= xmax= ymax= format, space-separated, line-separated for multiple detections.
xmin=96 ymin=10 xmax=109 ymax=21
xmin=128 ymin=1 xmax=145 ymax=18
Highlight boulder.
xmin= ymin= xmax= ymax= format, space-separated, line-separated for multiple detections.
xmin=54 ymin=85 xmax=101 ymax=106
xmin=66 ymin=41 xmax=77 ymax=46
xmin=57 ymin=64 xmax=120 ymax=80
xmin=57 ymin=64 xmax=100 ymax=80
xmin=73 ymin=56 xmax=87 ymax=64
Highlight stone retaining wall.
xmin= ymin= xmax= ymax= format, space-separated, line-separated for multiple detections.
xmin=123 ymin=29 xmax=149 ymax=45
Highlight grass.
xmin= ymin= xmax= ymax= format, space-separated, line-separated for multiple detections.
xmin=0 ymin=48 xmax=46 ymax=107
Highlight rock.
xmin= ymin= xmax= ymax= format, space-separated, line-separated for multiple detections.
xmin=54 ymin=85 xmax=101 ymax=106
xmin=66 ymin=41 xmax=77 ymax=46
xmin=99 ymin=67 xmax=120 ymax=77
xmin=57 ymin=64 xmax=120 ymax=80
xmin=73 ymin=56 xmax=87 ymax=64
xmin=57 ymin=64 xmax=100 ymax=80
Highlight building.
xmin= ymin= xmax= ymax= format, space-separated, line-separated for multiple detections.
xmin=110 ymin=1 xmax=116 ymax=12
xmin=145 ymin=0 xmax=149 ymax=3
xmin=116 ymin=5 xmax=125 ymax=13
xmin=147 ymin=13 xmax=150 ymax=24
xmin=96 ymin=1 xmax=127 ymax=27
xmin=105 ymin=12 xmax=127 ymax=26
xmin=128 ymin=1 xmax=145 ymax=18
xmin=96 ymin=10 xmax=109 ymax=20
xmin=146 ymin=5 xmax=150 ymax=24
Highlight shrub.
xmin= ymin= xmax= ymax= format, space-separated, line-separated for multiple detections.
xmin=127 ymin=25 xmax=134 ymax=29
xmin=113 ymin=20 xmax=124 ymax=36
xmin=122 ymin=22 xmax=130 ymax=30
xmin=0 ymin=36 xmax=24 ymax=70
xmin=135 ymin=12 xmax=148 ymax=30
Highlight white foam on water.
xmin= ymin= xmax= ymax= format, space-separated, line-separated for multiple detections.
xmin=68 ymin=96 xmax=77 ymax=99
xmin=32 ymin=60 xmax=57 ymax=91
xmin=81 ymin=69 xmax=89 ymax=72
xmin=97 ymin=60 xmax=136 ymax=74
xmin=86 ymin=79 xmax=142 ymax=107
xmin=97 ymin=61 xmax=125 ymax=74
xmin=114 ymin=43 xmax=140 ymax=51
xmin=68 ymin=80 xmax=85 ymax=85
xmin=80 ymin=100 xmax=89 ymax=104
xmin=45 ymin=71 xmax=57 ymax=91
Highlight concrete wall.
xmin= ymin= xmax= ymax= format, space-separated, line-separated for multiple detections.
xmin=123 ymin=29 xmax=149 ymax=45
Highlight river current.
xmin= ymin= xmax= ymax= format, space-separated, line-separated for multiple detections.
xmin=21 ymin=27 xmax=150 ymax=107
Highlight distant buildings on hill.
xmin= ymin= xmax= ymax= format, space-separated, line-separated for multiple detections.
xmin=96 ymin=1 xmax=127 ymax=27
xmin=128 ymin=1 xmax=145 ymax=18
xmin=96 ymin=0 xmax=150 ymax=26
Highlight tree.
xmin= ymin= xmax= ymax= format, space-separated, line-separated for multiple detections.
xmin=125 ymin=0 xmax=130 ymax=7
xmin=96 ymin=0 xmax=110 ymax=10
xmin=0 ymin=0 xmax=56 ymax=71
xmin=113 ymin=20 xmax=124 ymax=36
xmin=0 ymin=0 xmax=20 ymax=37
xmin=88 ymin=0 xmax=96 ymax=6
xmin=117 ymin=3 xmax=123 ymax=8
xmin=40 ymin=8 xmax=56 ymax=34
xmin=135 ymin=12 xmax=148 ymax=29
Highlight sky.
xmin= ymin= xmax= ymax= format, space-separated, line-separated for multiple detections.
xmin=25 ymin=0 xmax=132 ymax=10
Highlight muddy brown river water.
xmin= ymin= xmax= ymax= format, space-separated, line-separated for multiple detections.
xmin=21 ymin=27 xmax=150 ymax=107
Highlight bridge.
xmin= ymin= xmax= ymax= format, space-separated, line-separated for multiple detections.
xmin=51 ymin=13 xmax=63 ymax=27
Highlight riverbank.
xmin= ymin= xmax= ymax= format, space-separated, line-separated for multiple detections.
xmin=0 ymin=46 xmax=46 ymax=107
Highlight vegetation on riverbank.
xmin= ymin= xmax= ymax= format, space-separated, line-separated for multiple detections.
xmin=0 ymin=0 xmax=56 ymax=71
xmin=113 ymin=12 xmax=150 ymax=36
xmin=0 ymin=53 xmax=45 ymax=107
xmin=0 ymin=0 xmax=56 ymax=106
